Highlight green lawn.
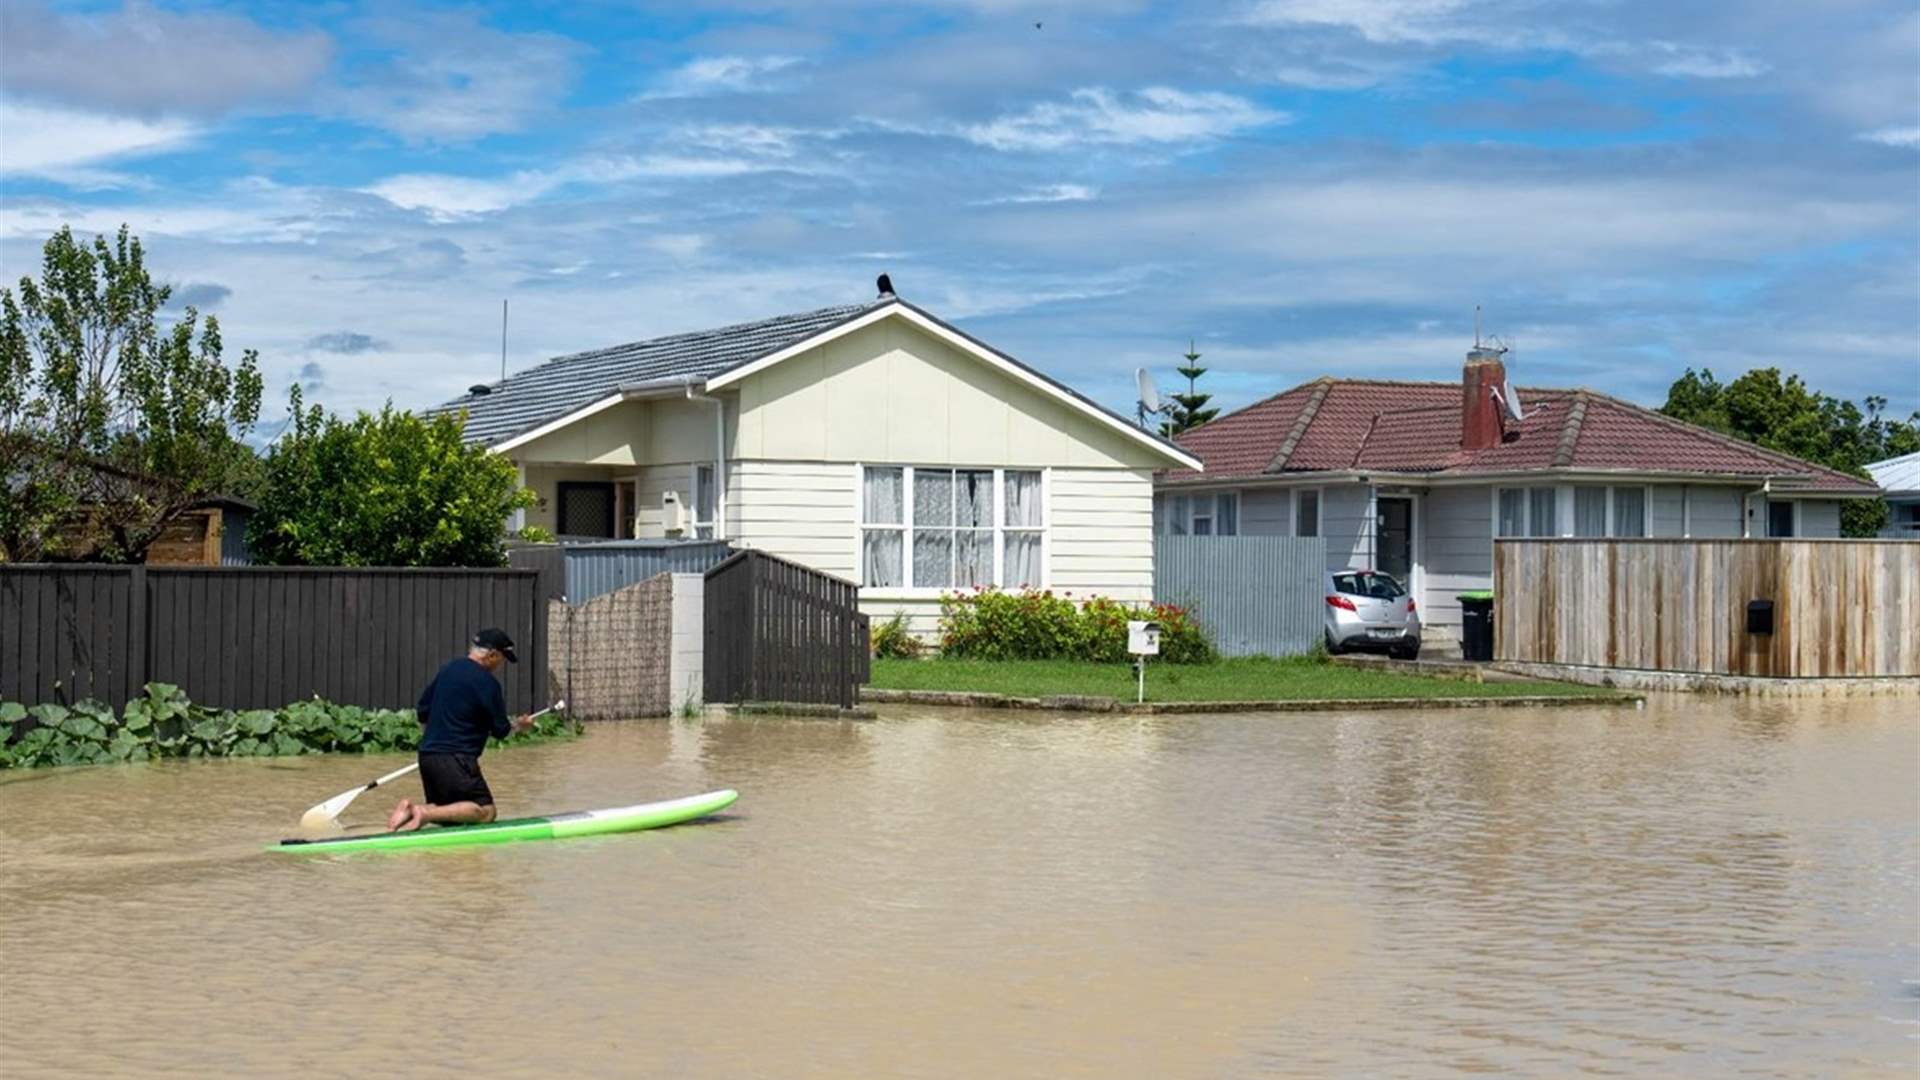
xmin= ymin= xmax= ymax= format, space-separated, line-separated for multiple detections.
xmin=867 ymin=657 xmax=1615 ymax=703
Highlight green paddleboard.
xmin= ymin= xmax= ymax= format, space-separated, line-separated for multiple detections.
xmin=270 ymin=789 xmax=738 ymax=853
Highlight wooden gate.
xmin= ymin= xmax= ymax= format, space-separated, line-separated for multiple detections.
xmin=703 ymin=550 xmax=865 ymax=708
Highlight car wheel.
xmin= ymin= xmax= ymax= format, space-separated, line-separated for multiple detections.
xmin=1324 ymin=631 xmax=1345 ymax=656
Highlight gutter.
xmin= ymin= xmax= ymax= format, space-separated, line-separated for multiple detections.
xmin=1156 ymin=467 xmax=1878 ymax=497
xmin=683 ymin=380 xmax=727 ymax=540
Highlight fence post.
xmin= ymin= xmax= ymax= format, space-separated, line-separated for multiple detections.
xmin=127 ymin=565 xmax=148 ymax=701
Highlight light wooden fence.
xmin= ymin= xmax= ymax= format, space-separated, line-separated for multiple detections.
xmin=1494 ymin=540 xmax=1920 ymax=678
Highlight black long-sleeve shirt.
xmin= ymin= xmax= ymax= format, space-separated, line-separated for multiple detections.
xmin=416 ymin=657 xmax=510 ymax=755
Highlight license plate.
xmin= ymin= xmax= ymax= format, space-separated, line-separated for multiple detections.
xmin=1368 ymin=628 xmax=1399 ymax=639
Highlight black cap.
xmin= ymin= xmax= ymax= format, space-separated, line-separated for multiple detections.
xmin=472 ymin=628 xmax=518 ymax=663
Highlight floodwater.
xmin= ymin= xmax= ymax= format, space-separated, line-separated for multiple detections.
xmin=2 ymin=697 xmax=1915 ymax=1078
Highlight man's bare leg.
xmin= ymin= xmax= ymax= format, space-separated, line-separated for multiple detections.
xmin=395 ymin=800 xmax=497 ymax=831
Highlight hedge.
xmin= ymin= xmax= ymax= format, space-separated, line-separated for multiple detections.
xmin=937 ymin=588 xmax=1216 ymax=664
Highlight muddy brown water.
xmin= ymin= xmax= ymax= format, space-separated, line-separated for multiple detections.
xmin=1 ymin=696 xmax=1915 ymax=1078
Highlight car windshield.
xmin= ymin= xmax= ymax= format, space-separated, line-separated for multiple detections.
xmin=1332 ymin=572 xmax=1405 ymax=599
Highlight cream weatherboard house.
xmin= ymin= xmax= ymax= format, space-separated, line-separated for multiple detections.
xmin=427 ymin=289 xmax=1201 ymax=634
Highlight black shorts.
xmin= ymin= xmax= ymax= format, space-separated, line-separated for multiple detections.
xmin=419 ymin=752 xmax=494 ymax=807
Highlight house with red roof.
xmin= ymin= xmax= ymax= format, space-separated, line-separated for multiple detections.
xmin=1156 ymin=348 xmax=1880 ymax=650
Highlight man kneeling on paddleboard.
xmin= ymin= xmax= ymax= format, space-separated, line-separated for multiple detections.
xmin=388 ymin=628 xmax=535 ymax=832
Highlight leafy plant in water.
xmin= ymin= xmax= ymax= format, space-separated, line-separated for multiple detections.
xmin=0 ymin=683 xmax=580 ymax=770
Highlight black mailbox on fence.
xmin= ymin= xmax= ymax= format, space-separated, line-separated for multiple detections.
xmin=1746 ymin=599 xmax=1774 ymax=635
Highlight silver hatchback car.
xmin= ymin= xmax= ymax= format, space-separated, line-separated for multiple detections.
xmin=1324 ymin=569 xmax=1421 ymax=660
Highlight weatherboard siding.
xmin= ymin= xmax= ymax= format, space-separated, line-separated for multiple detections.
xmin=1320 ymin=484 xmax=1373 ymax=573
xmin=1800 ymin=499 xmax=1841 ymax=537
xmin=1420 ymin=485 xmax=1494 ymax=634
xmin=725 ymin=461 xmax=1154 ymax=640
xmin=729 ymin=319 xmax=1169 ymax=471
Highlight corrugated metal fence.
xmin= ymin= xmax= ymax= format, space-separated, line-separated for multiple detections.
xmin=1495 ymin=539 xmax=1920 ymax=677
xmin=1 ymin=565 xmax=548 ymax=710
xmin=1154 ymin=536 xmax=1326 ymax=657
xmin=508 ymin=540 xmax=733 ymax=604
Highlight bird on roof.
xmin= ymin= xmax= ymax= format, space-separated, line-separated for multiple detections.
xmin=877 ymin=273 xmax=895 ymax=298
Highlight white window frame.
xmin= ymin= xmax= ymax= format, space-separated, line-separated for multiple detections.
xmin=1609 ymin=484 xmax=1652 ymax=538
xmin=1496 ymin=483 xmax=1656 ymax=539
xmin=855 ymin=465 xmax=1049 ymax=596
xmin=1174 ymin=490 xmax=1238 ymax=537
xmin=1765 ymin=498 xmax=1799 ymax=538
xmin=689 ymin=464 xmax=718 ymax=540
xmin=1293 ymin=487 xmax=1322 ymax=538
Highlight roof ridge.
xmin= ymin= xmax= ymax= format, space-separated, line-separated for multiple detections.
xmin=1581 ymin=390 xmax=1872 ymax=486
xmin=1183 ymin=376 xmax=1326 ymax=433
xmin=1351 ymin=410 xmax=1387 ymax=469
xmin=1263 ymin=377 xmax=1333 ymax=472
xmin=1552 ymin=390 xmax=1589 ymax=467
xmin=517 ymin=301 xmax=873 ymax=377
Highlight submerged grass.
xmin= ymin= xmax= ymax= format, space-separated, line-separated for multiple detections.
xmin=868 ymin=656 xmax=1615 ymax=703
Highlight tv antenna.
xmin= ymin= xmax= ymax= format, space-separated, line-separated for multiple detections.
xmin=500 ymin=299 xmax=508 ymax=382
xmin=1135 ymin=368 xmax=1172 ymax=430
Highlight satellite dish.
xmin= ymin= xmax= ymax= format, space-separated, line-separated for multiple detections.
xmin=1502 ymin=381 xmax=1525 ymax=422
xmin=1136 ymin=368 xmax=1161 ymax=413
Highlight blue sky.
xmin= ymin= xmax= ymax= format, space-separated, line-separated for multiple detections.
xmin=2 ymin=0 xmax=1916 ymax=430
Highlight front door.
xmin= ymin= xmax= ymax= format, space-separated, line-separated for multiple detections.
xmin=1376 ymin=497 xmax=1413 ymax=582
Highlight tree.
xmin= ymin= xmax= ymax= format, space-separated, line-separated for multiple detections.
xmin=1160 ymin=340 xmax=1219 ymax=437
xmin=249 ymin=387 xmax=535 ymax=567
xmin=1660 ymin=367 xmax=1920 ymax=537
xmin=0 ymin=226 xmax=263 ymax=562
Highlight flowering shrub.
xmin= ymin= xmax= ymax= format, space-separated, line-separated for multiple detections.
xmin=938 ymin=588 xmax=1216 ymax=664
xmin=870 ymin=612 xmax=925 ymax=659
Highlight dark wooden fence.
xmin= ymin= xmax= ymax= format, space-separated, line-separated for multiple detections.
xmin=1 ymin=565 xmax=549 ymax=711
xmin=703 ymin=550 xmax=866 ymax=708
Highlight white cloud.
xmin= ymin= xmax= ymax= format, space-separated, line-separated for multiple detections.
xmin=1241 ymin=0 xmax=1476 ymax=44
xmin=0 ymin=1 xmax=330 ymax=115
xmin=1859 ymin=126 xmax=1920 ymax=148
xmin=977 ymin=184 xmax=1099 ymax=204
xmin=0 ymin=98 xmax=198 ymax=178
xmin=363 ymin=150 xmax=811 ymax=218
xmin=962 ymin=87 xmax=1284 ymax=151
xmin=1639 ymin=42 xmax=1767 ymax=79
xmin=331 ymin=12 xmax=580 ymax=142
xmin=1241 ymin=1 xmax=1767 ymax=82
xmin=647 ymin=56 xmax=802 ymax=98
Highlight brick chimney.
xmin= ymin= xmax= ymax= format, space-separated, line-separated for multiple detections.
xmin=1462 ymin=347 xmax=1506 ymax=451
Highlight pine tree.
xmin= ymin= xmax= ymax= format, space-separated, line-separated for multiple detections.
xmin=1161 ymin=340 xmax=1219 ymax=437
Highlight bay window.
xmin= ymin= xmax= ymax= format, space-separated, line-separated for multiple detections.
xmin=862 ymin=466 xmax=1046 ymax=590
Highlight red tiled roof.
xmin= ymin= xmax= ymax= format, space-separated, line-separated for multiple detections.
xmin=1164 ymin=379 xmax=1877 ymax=494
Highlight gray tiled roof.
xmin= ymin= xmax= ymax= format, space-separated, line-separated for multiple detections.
xmin=426 ymin=301 xmax=875 ymax=446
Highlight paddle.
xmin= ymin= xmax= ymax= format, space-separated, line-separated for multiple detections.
xmin=297 ymin=700 xmax=566 ymax=829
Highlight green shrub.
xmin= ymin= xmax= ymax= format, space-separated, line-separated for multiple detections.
xmin=870 ymin=612 xmax=925 ymax=659
xmin=937 ymin=589 xmax=1216 ymax=664
xmin=0 ymin=684 xmax=580 ymax=770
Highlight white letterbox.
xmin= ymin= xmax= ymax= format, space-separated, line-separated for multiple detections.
xmin=1127 ymin=620 xmax=1161 ymax=656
